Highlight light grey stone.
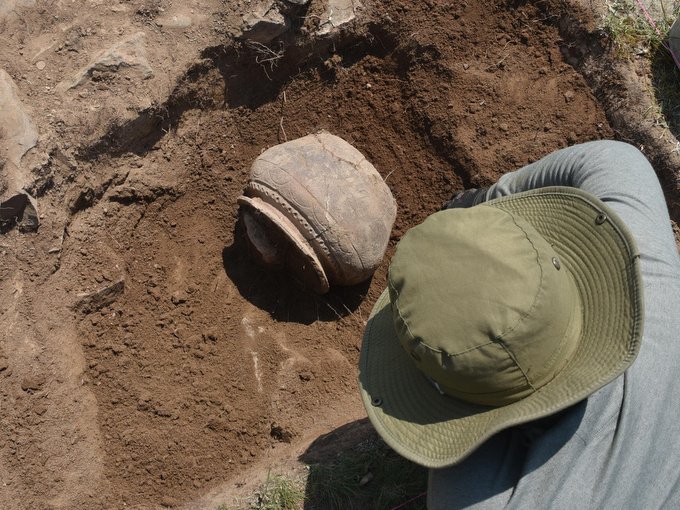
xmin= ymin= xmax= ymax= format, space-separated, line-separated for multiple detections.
xmin=0 ymin=70 xmax=38 ymax=169
xmin=669 ymin=14 xmax=680 ymax=62
xmin=0 ymin=0 xmax=36 ymax=19
xmin=241 ymin=3 xmax=290 ymax=44
xmin=317 ymin=0 xmax=362 ymax=35
xmin=156 ymin=14 xmax=193 ymax=29
xmin=56 ymin=32 xmax=153 ymax=92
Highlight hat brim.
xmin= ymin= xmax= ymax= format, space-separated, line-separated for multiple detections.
xmin=359 ymin=186 xmax=644 ymax=468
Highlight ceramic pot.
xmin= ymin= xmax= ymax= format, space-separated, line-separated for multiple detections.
xmin=238 ymin=131 xmax=397 ymax=294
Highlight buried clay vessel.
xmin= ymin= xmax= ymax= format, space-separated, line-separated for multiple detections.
xmin=238 ymin=131 xmax=397 ymax=294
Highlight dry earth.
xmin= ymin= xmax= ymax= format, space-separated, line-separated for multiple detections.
xmin=1 ymin=0 xmax=679 ymax=509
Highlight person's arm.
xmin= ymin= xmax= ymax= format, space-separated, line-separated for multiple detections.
xmin=484 ymin=141 xmax=676 ymax=259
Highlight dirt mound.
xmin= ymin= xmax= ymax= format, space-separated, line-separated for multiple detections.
xmin=1 ymin=0 xmax=676 ymax=509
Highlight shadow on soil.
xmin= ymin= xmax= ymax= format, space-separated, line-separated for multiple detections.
xmin=79 ymin=23 xmax=399 ymax=161
xmin=649 ymin=45 xmax=680 ymax=221
xmin=299 ymin=419 xmax=428 ymax=510
xmin=297 ymin=403 xmax=587 ymax=509
xmin=222 ymin=232 xmax=370 ymax=324
xmin=651 ymin=47 xmax=680 ymax=139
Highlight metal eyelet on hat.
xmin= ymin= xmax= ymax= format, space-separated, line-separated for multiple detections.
xmin=552 ymin=256 xmax=561 ymax=270
xmin=371 ymin=397 xmax=383 ymax=407
xmin=595 ymin=213 xmax=607 ymax=225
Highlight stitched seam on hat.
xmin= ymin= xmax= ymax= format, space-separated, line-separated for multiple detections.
xmin=626 ymin=255 xmax=643 ymax=359
xmin=443 ymin=380 xmax=532 ymax=396
xmin=388 ymin=278 xmax=421 ymax=346
xmin=388 ymin=282 xmax=500 ymax=357
xmin=491 ymin=210 xmax=545 ymax=392
xmin=438 ymin=341 xmax=497 ymax=357
xmin=420 ymin=340 xmax=499 ymax=357
xmin=535 ymin=291 xmax=580 ymax=381
xmin=494 ymin=211 xmax=545 ymax=341
xmin=390 ymin=277 xmax=503 ymax=357
xmin=497 ymin=341 xmax=536 ymax=392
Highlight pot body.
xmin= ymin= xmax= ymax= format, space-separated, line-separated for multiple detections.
xmin=238 ymin=131 xmax=397 ymax=293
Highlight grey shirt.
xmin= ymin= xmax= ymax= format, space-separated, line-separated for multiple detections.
xmin=429 ymin=141 xmax=680 ymax=509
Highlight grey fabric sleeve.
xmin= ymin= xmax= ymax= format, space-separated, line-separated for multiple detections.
xmin=428 ymin=140 xmax=680 ymax=510
xmin=483 ymin=141 xmax=675 ymax=255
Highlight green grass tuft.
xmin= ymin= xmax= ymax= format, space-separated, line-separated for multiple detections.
xmin=601 ymin=0 xmax=680 ymax=56
xmin=251 ymin=471 xmax=305 ymax=510
xmin=601 ymin=1 xmax=680 ymax=138
xmin=216 ymin=437 xmax=427 ymax=510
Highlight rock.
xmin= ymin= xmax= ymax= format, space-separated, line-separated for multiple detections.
xmin=160 ymin=496 xmax=179 ymax=508
xmin=317 ymin=0 xmax=362 ymax=36
xmin=156 ymin=14 xmax=192 ymax=29
xmin=170 ymin=290 xmax=187 ymax=305
xmin=74 ymin=279 xmax=125 ymax=314
xmin=57 ymin=32 xmax=153 ymax=92
xmin=21 ymin=375 xmax=45 ymax=392
xmin=359 ymin=471 xmax=374 ymax=486
xmin=270 ymin=422 xmax=294 ymax=443
xmin=0 ymin=69 xmax=38 ymax=169
xmin=0 ymin=192 xmax=39 ymax=233
xmin=68 ymin=185 xmax=96 ymax=213
xmin=670 ymin=16 xmax=680 ymax=62
xmin=0 ymin=0 xmax=36 ymax=19
xmin=240 ymin=3 xmax=290 ymax=44
xmin=283 ymin=0 xmax=310 ymax=4
xmin=108 ymin=185 xmax=157 ymax=204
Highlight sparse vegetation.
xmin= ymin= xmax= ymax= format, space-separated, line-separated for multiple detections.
xmin=305 ymin=439 xmax=427 ymax=510
xmin=602 ymin=1 xmax=680 ymax=136
xmin=650 ymin=41 xmax=680 ymax=136
xmin=215 ymin=471 xmax=304 ymax=510
xmin=602 ymin=0 xmax=677 ymax=55
xmin=218 ymin=439 xmax=428 ymax=510
xmin=250 ymin=471 xmax=305 ymax=510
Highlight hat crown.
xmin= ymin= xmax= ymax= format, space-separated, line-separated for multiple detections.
xmin=389 ymin=206 xmax=582 ymax=406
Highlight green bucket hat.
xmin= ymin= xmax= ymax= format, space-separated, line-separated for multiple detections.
xmin=359 ymin=186 xmax=644 ymax=468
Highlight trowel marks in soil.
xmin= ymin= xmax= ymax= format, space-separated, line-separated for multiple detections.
xmin=54 ymin=1 xmax=610 ymax=508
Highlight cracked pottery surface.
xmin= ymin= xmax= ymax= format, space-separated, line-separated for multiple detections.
xmin=239 ymin=131 xmax=397 ymax=293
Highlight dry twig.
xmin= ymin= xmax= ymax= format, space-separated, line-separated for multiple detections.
xmin=245 ymin=40 xmax=285 ymax=79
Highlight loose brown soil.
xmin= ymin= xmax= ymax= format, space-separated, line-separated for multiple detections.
xmin=1 ymin=1 xmax=678 ymax=509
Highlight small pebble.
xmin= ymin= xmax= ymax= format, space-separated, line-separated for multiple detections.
xmin=36 ymin=61 xmax=46 ymax=70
